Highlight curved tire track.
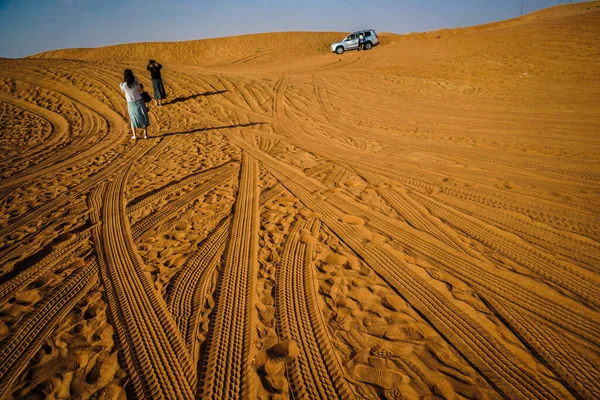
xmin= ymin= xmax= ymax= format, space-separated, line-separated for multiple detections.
xmin=130 ymin=162 xmax=238 ymax=240
xmin=94 ymin=166 xmax=196 ymax=399
xmin=221 ymin=131 xmax=576 ymax=399
xmin=277 ymin=218 xmax=357 ymax=399
xmin=199 ymin=153 xmax=260 ymax=399
xmin=165 ymin=182 xmax=285 ymax=362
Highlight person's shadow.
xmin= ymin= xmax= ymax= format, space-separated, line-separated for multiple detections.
xmin=156 ymin=122 xmax=264 ymax=138
xmin=168 ymin=90 xmax=227 ymax=105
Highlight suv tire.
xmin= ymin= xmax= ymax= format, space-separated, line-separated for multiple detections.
xmin=364 ymin=42 xmax=372 ymax=50
xmin=336 ymin=46 xmax=345 ymax=54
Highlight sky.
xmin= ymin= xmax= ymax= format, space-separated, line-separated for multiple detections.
xmin=0 ymin=0 xmax=586 ymax=58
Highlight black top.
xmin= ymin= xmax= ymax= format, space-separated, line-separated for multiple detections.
xmin=147 ymin=63 xmax=162 ymax=80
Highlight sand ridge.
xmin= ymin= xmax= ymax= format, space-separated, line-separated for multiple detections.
xmin=1 ymin=1 xmax=600 ymax=399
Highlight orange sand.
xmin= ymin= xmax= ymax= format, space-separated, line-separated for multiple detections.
xmin=1 ymin=2 xmax=599 ymax=399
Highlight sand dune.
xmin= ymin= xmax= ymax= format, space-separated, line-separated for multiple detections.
xmin=29 ymin=32 xmax=353 ymax=66
xmin=1 ymin=1 xmax=600 ymax=399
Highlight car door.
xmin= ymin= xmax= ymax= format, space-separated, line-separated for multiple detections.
xmin=345 ymin=34 xmax=358 ymax=50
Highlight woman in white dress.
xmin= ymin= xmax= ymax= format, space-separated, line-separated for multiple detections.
xmin=120 ymin=69 xmax=150 ymax=140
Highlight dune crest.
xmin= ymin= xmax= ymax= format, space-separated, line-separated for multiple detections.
xmin=29 ymin=31 xmax=351 ymax=66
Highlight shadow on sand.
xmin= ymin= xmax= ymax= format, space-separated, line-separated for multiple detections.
xmin=168 ymin=90 xmax=227 ymax=105
xmin=156 ymin=122 xmax=265 ymax=138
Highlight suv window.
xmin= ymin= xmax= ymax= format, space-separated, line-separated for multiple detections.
xmin=347 ymin=34 xmax=356 ymax=40
xmin=364 ymin=31 xmax=372 ymax=37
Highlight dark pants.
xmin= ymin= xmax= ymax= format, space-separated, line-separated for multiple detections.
xmin=152 ymin=78 xmax=167 ymax=100
xmin=358 ymin=40 xmax=364 ymax=51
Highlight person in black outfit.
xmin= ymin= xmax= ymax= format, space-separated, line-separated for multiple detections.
xmin=147 ymin=59 xmax=167 ymax=106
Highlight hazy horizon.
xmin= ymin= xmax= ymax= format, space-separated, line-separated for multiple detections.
xmin=0 ymin=0 xmax=589 ymax=58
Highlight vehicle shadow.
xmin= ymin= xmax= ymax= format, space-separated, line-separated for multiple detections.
xmin=155 ymin=122 xmax=264 ymax=138
xmin=168 ymin=90 xmax=227 ymax=105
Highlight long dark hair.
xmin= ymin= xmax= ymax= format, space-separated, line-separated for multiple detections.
xmin=124 ymin=69 xmax=135 ymax=88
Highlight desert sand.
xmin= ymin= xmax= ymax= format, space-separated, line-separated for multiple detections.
xmin=0 ymin=1 xmax=599 ymax=399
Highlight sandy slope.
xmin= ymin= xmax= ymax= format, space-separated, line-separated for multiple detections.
xmin=1 ymin=2 xmax=599 ymax=399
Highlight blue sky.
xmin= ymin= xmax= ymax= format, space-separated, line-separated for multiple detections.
xmin=0 ymin=0 xmax=584 ymax=58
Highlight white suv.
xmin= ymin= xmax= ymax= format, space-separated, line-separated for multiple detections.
xmin=330 ymin=29 xmax=380 ymax=54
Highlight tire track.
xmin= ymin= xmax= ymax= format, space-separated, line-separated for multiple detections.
xmin=20 ymin=62 xmax=126 ymax=120
xmin=73 ymin=64 xmax=128 ymax=116
xmin=255 ymin=135 xmax=276 ymax=153
xmin=127 ymin=161 xmax=235 ymax=214
xmin=130 ymin=162 xmax=238 ymax=240
xmin=433 ymin=146 xmax=600 ymax=186
xmin=259 ymin=183 xmax=287 ymax=205
xmin=272 ymin=74 xmax=289 ymax=132
xmin=0 ymin=91 xmax=70 ymax=169
xmin=430 ymin=190 xmax=600 ymax=272
xmin=433 ymin=184 xmax=597 ymax=240
xmin=313 ymin=74 xmax=599 ymax=185
xmin=313 ymin=141 xmax=596 ymax=242
xmin=0 ymin=202 xmax=87 ymax=267
xmin=321 ymin=164 xmax=350 ymax=187
xmin=266 ymin=140 xmax=288 ymax=157
xmin=358 ymin=169 xmax=470 ymax=256
xmin=166 ymin=217 xmax=229 ymax=360
xmin=0 ymin=142 xmax=152 ymax=240
xmin=357 ymin=167 xmax=599 ymax=285
xmin=246 ymin=116 xmax=599 ymax=256
xmin=220 ymin=131 xmax=579 ymax=399
xmin=0 ymin=70 xmax=128 ymax=191
xmin=269 ymin=96 xmax=598 ymax=240
xmin=95 ymin=165 xmax=196 ymax=399
xmin=166 ymin=183 xmax=286 ymax=361
xmin=277 ymin=218 xmax=356 ymax=399
xmin=483 ymin=292 xmax=600 ymax=399
xmin=334 ymin=142 xmax=600 ymax=263
xmin=312 ymin=73 xmax=344 ymax=127
xmin=284 ymin=89 xmax=332 ymax=127
xmin=0 ymin=257 xmax=99 ymax=398
xmin=411 ymin=190 xmax=600 ymax=307
xmin=0 ymin=229 xmax=91 ymax=306
xmin=329 ymin=192 xmax=600 ymax=344
xmin=213 ymin=75 xmax=260 ymax=116
xmin=126 ymin=136 xmax=172 ymax=195
xmin=305 ymin=161 xmax=334 ymax=178
xmin=350 ymin=158 xmax=593 ymax=228
xmin=199 ymin=153 xmax=260 ymax=399
xmin=307 ymin=197 xmax=569 ymax=400
xmin=0 ymin=184 xmax=104 ymax=398
xmin=234 ymin=79 xmax=267 ymax=116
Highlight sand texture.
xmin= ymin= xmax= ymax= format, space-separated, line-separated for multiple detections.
xmin=1 ymin=2 xmax=600 ymax=399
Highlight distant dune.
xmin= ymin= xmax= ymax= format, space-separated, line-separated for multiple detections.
xmin=29 ymin=1 xmax=600 ymax=66
xmin=29 ymin=32 xmax=350 ymax=66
